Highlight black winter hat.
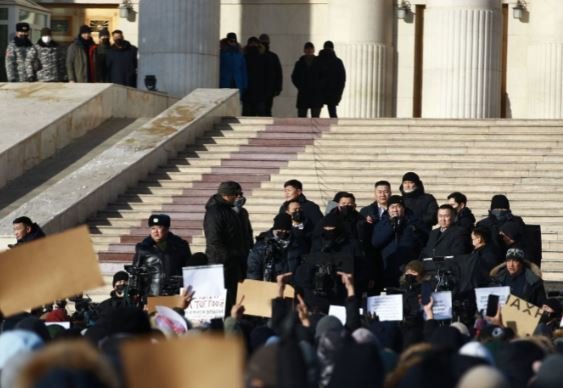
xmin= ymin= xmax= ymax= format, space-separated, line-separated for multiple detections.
xmin=218 ymin=181 xmax=242 ymax=196
xmin=387 ymin=195 xmax=404 ymax=207
xmin=79 ymin=25 xmax=92 ymax=34
xmin=402 ymin=172 xmax=421 ymax=184
xmin=40 ymin=27 xmax=52 ymax=36
xmin=147 ymin=214 xmax=171 ymax=228
xmin=226 ymin=32 xmax=237 ymax=41
xmin=112 ymin=271 xmax=129 ymax=287
xmin=99 ymin=28 xmax=110 ymax=37
xmin=273 ymin=213 xmax=292 ymax=230
xmin=323 ymin=40 xmax=334 ymax=49
xmin=16 ymin=23 xmax=30 ymax=32
xmin=490 ymin=194 xmax=510 ymax=210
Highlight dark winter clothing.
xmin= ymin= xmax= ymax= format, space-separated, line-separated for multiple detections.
xmin=454 ymin=207 xmax=476 ymax=233
xmin=106 ymin=40 xmax=137 ymax=87
xmin=5 ymin=36 xmax=33 ymax=82
xmin=66 ymin=36 xmax=97 ymax=82
xmin=12 ymin=223 xmax=45 ymax=247
xmin=420 ymin=225 xmax=472 ymax=258
xmin=26 ymin=39 xmax=66 ymax=82
xmin=204 ymin=194 xmax=253 ymax=311
xmin=242 ymin=46 xmax=270 ymax=116
xmin=490 ymin=261 xmax=546 ymax=306
xmin=219 ymin=43 xmax=247 ymax=94
xmin=317 ymin=48 xmax=346 ymax=117
xmin=95 ymin=40 xmax=111 ymax=82
xmin=291 ymin=55 xmax=323 ymax=112
xmin=400 ymin=182 xmax=438 ymax=235
xmin=360 ymin=202 xmax=388 ymax=291
xmin=472 ymin=244 xmax=501 ymax=285
xmin=279 ymin=193 xmax=323 ymax=227
xmin=476 ymin=210 xmax=525 ymax=258
xmin=262 ymin=47 xmax=283 ymax=116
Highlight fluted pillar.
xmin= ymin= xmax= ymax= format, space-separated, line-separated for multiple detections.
xmin=327 ymin=0 xmax=394 ymax=118
xmin=138 ymin=0 xmax=219 ymax=97
xmin=422 ymin=0 xmax=502 ymax=118
xmin=527 ymin=0 xmax=563 ymax=118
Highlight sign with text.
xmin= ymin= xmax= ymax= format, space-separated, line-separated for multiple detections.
xmin=237 ymin=279 xmax=294 ymax=318
xmin=424 ymin=291 xmax=453 ymax=321
xmin=0 ymin=226 xmax=104 ymax=316
xmin=185 ymin=290 xmax=227 ymax=323
xmin=475 ymin=287 xmax=510 ymax=313
xmin=366 ymin=294 xmax=403 ymax=321
xmin=502 ymin=294 xmax=542 ymax=337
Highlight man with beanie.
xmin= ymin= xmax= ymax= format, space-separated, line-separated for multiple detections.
xmin=372 ymin=195 xmax=427 ymax=287
xmin=95 ymin=28 xmax=111 ymax=82
xmin=5 ymin=22 xmax=33 ymax=82
xmin=317 ymin=40 xmax=346 ymax=118
xmin=291 ymin=41 xmax=323 ymax=117
xmin=97 ymin=271 xmax=132 ymax=312
xmin=247 ymin=213 xmax=306 ymax=281
xmin=204 ymin=181 xmax=253 ymax=313
xmin=106 ymin=29 xmax=138 ymax=87
xmin=25 ymin=27 xmax=66 ymax=82
xmin=400 ymin=171 xmax=438 ymax=236
xmin=490 ymin=248 xmax=545 ymax=306
xmin=259 ymin=33 xmax=283 ymax=116
xmin=476 ymin=194 xmax=525 ymax=258
xmin=131 ymin=214 xmax=191 ymax=296
xmin=66 ymin=25 xmax=97 ymax=83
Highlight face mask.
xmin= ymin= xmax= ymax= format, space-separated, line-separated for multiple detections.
xmin=234 ymin=196 xmax=246 ymax=208
xmin=115 ymin=284 xmax=126 ymax=296
xmin=41 ymin=36 xmax=52 ymax=44
xmin=491 ymin=209 xmax=509 ymax=222
xmin=404 ymin=274 xmax=417 ymax=284
xmin=292 ymin=210 xmax=304 ymax=223
xmin=114 ymin=38 xmax=124 ymax=46
xmin=339 ymin=206 xmax=354 ymax=217
xmin=275 ymin=231 xmax=290 ymax=240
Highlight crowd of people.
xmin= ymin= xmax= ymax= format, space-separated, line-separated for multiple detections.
xmin=5 ymin=22 xmax=137 ymax=86
xmin=2 ymin=173 xmax=563 ymax=387
xmin=219 ymin=32 xmax=346 ymax=118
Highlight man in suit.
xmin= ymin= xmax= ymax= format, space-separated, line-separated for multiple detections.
xmin=420 ymin=204 xmax=472 ymax=258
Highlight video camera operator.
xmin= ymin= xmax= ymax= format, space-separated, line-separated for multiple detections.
xmin=247 ymin=213 xmax=307 ymax=281
xmin=131 ymin=214 xmax=191 ymax=297
xmin=398 ymin=260 xmax=427 ymax=323
xmin=98 ymin=271 xmax=138 ymax=313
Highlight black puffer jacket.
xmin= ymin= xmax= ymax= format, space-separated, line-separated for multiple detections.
xmin=317 ymin=48 xmax=346 ymax=106
xmin=203 ymin=194 xmax=253 ymax=268
xmin=400 ymin=181 xmax=438 ymax=234
xmin=106 ymin=40 xmax=137 ymax=87
xmin=12 ymin=223 xmax=45 ymax=247
xmin=132 ymin=232 xmax=191 ymax=279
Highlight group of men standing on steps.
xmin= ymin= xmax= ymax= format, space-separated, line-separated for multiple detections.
xmin=5 ymin=22 xmax=137 ymax=86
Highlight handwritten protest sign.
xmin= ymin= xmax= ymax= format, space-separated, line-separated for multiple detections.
xmin=424 ymin=291 xmax=453 ymax=321
xmin=475 ymin=287 xmax=510 ymax=313
xmin=122 ymin=335 xmax=244 ymax=388
xmin=502 ymin=294 xmax=543 ymax=336
xmin=0 ymin=226 xmax=104 ymax=316
xmin=185 ymin=290 xmax=227 ymax=322
xmin=237 ymin=279 xmax=294 ymax=318
xmin=182 ymin=265 xmax=226 ymax=322
xmin=366 ymin=294 xmax=403 ymax=321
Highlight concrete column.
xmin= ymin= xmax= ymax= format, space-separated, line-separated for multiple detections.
xmin=422 ymin=0 xmax=502 ymax=118
xmin=526 ymin=0 xmax=563 ymax=118
xmin=137 ymin=0 xmax=219 ymax=97
xmin=327 ymin=0 xmax=394 ymax=118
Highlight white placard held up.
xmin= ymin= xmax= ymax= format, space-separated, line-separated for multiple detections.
xmin=185 ymin=289 xmax=227 ymax=323
xmin=366 ymin=294 xmax=403 ymax=321
xmin=474 ymin=287 xmax=510 ymax=313
xmin=425 ymin=291 xmax=453 ymax=321
xmin=328 ymin=305 xmax=364 ymax=325
xmin=182 ymin=265 xmax=225 ymax=298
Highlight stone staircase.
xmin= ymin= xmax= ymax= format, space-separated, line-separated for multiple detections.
xmin=89 ymin=118 xmax=563 ymax=283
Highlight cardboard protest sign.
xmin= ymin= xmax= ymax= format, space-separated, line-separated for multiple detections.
xmin=183 ymin=265 xmax=227 ymax=322
xmin=475 ymin=287 xmax=510 ymax=313
xmin=366 ymin=294 xmax=403 ymax=321
xmin=0 ymin=226 xmax=104 ymax=316
xmin=122 ymin=335 xmax=244 ymax=388
xmin=502 ymin=294 xmax=543 ymax=336
xmin=147 ymin=295 xmax=184 ymax=313
xmin=237 ymin=279 xmax=294 ymax=318
xmin=424 ymin=291 xmax=453 ymax=321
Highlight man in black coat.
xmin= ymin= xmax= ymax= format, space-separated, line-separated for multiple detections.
xmin=291 ymin=42 xmax=323 ymax=118
xmin=204 ymin=181 xmax=253 ymax=312
xmin=132 ymin=214 xmax=191 ymax=296
xmin=317 ymin=41 xmax=346 ymax=118
xmin=259 ymin=34 xmax=283 ymax=116
xmin=447 ymin=192 xmax=476 ymax=233
xmin=399 ymin=171 xmax=438 ymax=236
xmin=278 ymin=179 xmax=323 ymax=227
xmin=106 ymin=30 xmax=137 ymax=87
xmin=420 ymin=204 xmax=472 ymax=258
xmin=242 ymin=36 xmax=271 ymax=116
xmin=9 ymin=216 xmax=45 ymax=248
xmin=470 ymin=227 xmax=501 ymax=285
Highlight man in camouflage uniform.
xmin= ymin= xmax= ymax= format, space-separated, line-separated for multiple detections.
xmin=5 ymin=23 xmax=34 ymax=82
xmin=26 ymin=28 xmax=66 ymax=82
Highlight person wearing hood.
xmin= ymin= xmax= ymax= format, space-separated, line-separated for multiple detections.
xmin=25 ymin=27 xmax=66 ymax=82
xmin=317 ymin=41 xmax=346 ymax=118
xmin=132 ymin=214 xmax=191 ymax=296
xmin=476 ymin=194 xmax=526 ymax=258
xmin=490 ymin=248 xmax=546 ymax=306
xmin=399 ymin=172 xmax=438 ymax=235
xmin=247 ymin=213 xmax=307 ymax=281
xmin=291 ymin=41 xmax=323 ymax=117
xmin=241 ymin=36 xmax=270 ymax=116
xmin=5 ymin=22 xmax=34 ymax=82
xmin=106 ymin=29 xmax=137 ymax=87
xmin=9 ymin=216 xmax=45 ymax=248
xmin=258 ymin=33 xmax=283 ymax=116
xmin=66 ymin=25 xmax=97 ymax=83
xmin=204 ymin=181 xmax=253 ymax=313
xmin=95 ymin=28 xmax=111 ymax=82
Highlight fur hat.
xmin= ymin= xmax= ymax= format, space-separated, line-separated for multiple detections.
xmin=16 ymin=23 xmax=30 ymax=33
xmin=147 ymin=214 xmax=171 ymax=228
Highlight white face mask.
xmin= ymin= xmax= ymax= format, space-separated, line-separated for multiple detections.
xmin=41 ymin=36 xmax=51 ymax=44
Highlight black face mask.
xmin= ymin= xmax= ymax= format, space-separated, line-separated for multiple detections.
xmin=404 ymin=274 xmax=417 ymax=284
xmin=491 ymin=209 xmax=510 ymax=222
xmin=292 ymin=210 xmax=304 ymax=223
xmin=114 ymin=38 xmax=124 ymax=46
xmin=275 ymin=231 xmax=290 ymax=240
xmin=339 ymin=206 xmax=354 ymax=217
xmin=115 ymin=284 xmax=126 ymax=296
